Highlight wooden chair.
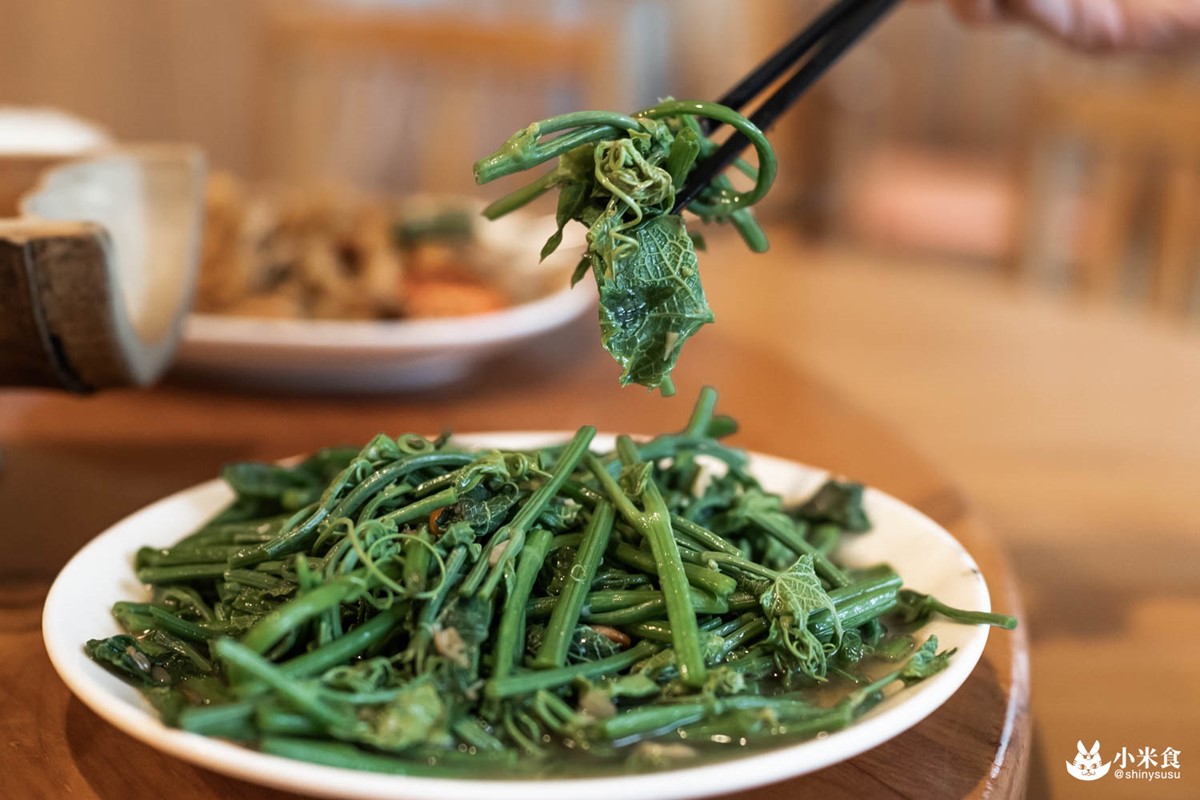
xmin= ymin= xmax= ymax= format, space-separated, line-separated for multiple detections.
xmin=252 ymin=5 xmax=619 ymax=196
xmin=818 ymin=0 xmax=1200 ymax=316
xmin=822 ymin=3 xmax=1043 ymax=258
xmin=1010 ymin=79 xmax=1200 ymax=317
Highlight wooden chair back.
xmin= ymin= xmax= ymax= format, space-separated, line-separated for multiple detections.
xmin=253 ymin=6 xmax=618 ymax=196
xmin=1011 ymin=79 xmax=1200 ymax=316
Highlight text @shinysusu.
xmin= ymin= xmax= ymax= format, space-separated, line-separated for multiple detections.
xmin=1066 ymin=740 xmax=1183 ymax=783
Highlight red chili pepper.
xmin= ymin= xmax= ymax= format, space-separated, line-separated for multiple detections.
xmin=588 ymin=624 xmax=632 ymax=648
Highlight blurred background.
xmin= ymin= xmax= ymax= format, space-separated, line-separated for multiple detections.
xmin=3 ymin=1 xmax=1199 ymax=797
xmin=4 ymin=0 xmax=1200 ymax=313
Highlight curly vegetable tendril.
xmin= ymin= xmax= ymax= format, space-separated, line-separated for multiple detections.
xmin=591 ymin=138 xmax=666 ymax=261
xmin=474 ymin=100 xmax=778 ymax=395
xmin=339 ymin=517 xmax=448 ymax=605
xmin=636 ymin=99 xmax=776 ymax=214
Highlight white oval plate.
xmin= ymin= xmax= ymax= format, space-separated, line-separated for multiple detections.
xmin=44 ymin=435 xmax=992 ymax=800
xmin=174 ymin=207 xmax=593 ymax=392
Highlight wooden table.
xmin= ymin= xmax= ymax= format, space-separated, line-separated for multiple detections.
xmin=702 ymin=232 xmax=1200 ymax=799
xmin=0 ymin=310 xmax=1028 ymax=799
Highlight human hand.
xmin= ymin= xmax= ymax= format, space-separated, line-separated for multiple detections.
xmin=945 ymin=0 xmax=1200 ymax=51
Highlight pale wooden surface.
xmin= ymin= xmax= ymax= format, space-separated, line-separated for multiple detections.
xmin=254 ymin=5 xmax=619 ymax=194
xmin=1012 ymin=80 xmax=1200 ymax=315
xmin=0 ymin=290 xmax=1027 ymax=798
xmin=703 ymin=231 xmax=1200 ymax=799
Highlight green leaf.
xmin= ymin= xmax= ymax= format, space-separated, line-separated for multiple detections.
xmin=836 ymin=628 xmax=865 ymax=667
xmin=761 ymin=556 xmax=839 ymax=633
xmin=569 ymin=253 xmax=591 ymax=287
xmin=536 ymin=496 xmax=582 ymax=532
xmin=540 ymin=230 xmax=565 ymax=262
xmin=898 ymin=636 xmax=955 ymax=686
xmin=86 ymin=635 xmax=200 ymax=687
xmin=452 ymin=483 xmax=521 ymax=535
xmin=221 ymin=463 xmax=318 ymax=501
xmin=596 ymin=214 xmax=713 ymax=392
xmin=356 ymin=678 xmax=451 ymax=752
xmin=436 ymin=596 xmax=493 ymax=695
xmin=618 ymin=461 xmax=652 ymax=497
xmin=665 ymin=126 xmax=701 ymax=188
xmin=297 ymin=447 xmax=361 ymax=483
xmin=795 ymin=480 xmax=871 ymax=532
xmin=760 ymin=555 xmax=841 ymax=680
xmin=542 ymin=179 xmax=592 ymax=262
xmin=721 ymin=487 xmax=786 ymax=527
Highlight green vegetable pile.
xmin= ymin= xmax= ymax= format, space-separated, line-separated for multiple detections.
xmin=474 ymin=100 xmax=777 ymax=396
xmin=86 ymin=388 xmax=1015 ymax=777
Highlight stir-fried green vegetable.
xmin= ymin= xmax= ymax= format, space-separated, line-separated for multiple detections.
xmin=474 ymin=101 xmax=777 ymax=396
xmin=86 ymin=388 xmax=1015 ymax=777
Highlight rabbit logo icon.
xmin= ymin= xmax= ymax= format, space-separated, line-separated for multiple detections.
xmin=1066 ymin=740 xmax=1111 ymax=781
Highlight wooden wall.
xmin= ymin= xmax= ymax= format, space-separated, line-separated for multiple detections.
xmin=3 ymin=1 xmax=1196 ymax=204
xmin=0 ymin=1 xmax=263 ymax=174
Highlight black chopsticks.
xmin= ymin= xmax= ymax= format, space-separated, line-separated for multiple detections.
xmin=672 ymin=0 xmax=900 ymax=213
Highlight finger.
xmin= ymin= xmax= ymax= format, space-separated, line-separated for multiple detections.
xmin=1009 ymin=0 xmax=1148 ymax=52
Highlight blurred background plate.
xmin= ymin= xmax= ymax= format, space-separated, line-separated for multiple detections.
xmin=174 ymin=203 xmax=593 ymax=392
xmin=176 ymin=284 xmax=594 ymax=392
